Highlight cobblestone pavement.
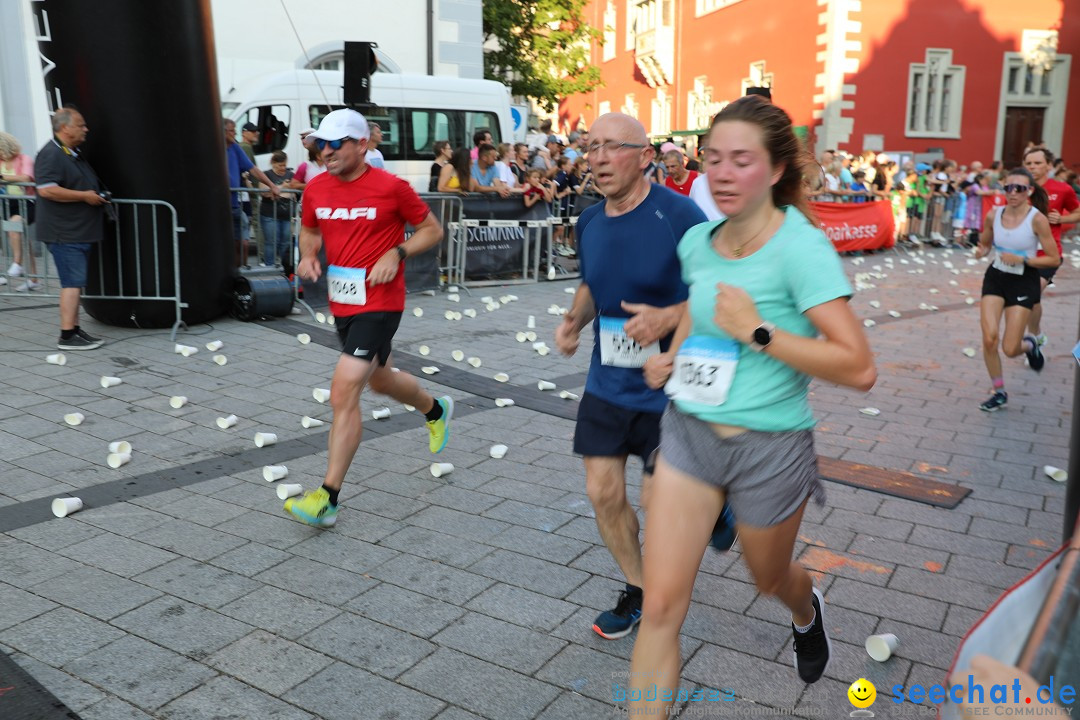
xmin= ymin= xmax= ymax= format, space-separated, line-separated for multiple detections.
xmin=0 ymin=240 xmax=1075 ymax=719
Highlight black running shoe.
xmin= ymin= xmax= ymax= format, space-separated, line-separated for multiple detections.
xmin=58 ymin=333 xmax=103 ymax=351
xmin=1023 ymin=335 xmax=1045 ymax=372
xmin=592 ymin=585 xmax=642 ymax=640
xmin=979 ymin=391 xmax=1008 ymax=412
xmin=792 ymin=587 xmax=831 ymax=683
xmin=709 ymin=502 xmax=738 ymax=552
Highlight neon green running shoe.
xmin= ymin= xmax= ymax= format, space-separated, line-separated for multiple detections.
xmin=283 ymin=487 xmax=337 ymax=527
xmin=427 ymin=396 xmax=453 ymax=453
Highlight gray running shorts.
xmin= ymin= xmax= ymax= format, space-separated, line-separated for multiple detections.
xmin=659 ymin=404 xmax=825 ymax=528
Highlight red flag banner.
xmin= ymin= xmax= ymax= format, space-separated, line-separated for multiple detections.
xmin=982 ymin=193 xmax=1007 ymax=219
xmin=810 ymin=201 xmax=895 ymax=252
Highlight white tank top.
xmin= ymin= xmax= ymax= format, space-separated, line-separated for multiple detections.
xmin=992 ymin=206 xmax=1039 ymax=256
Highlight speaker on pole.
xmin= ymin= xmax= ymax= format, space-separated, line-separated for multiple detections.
xmin=344 ymin=41 xmax=378 ymax=107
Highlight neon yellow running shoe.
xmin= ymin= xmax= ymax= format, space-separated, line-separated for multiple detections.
xmin=283 ymin=486 xmax=337 ymax=527
xmin=427 ymin=396 xmax=453 ymax=453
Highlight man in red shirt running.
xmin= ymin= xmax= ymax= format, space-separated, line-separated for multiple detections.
xmin=662 ymin=150 xmax=697 ymax=197
xmin=285 ymin=109 xmax=452 ymax=527
xmin=1024 ymin=147 xmax=1080 ymax=346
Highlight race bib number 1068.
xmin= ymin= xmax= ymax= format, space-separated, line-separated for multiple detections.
xmin=327 ymin=265 xmax=367 ymax=306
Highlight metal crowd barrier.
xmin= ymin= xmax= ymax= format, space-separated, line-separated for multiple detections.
xmin=456 ymin=217 xmax=548 ymax=287
xmin=0 ymin=187 xmax=188 ymax=339
xmin=417 ymin=193 xmax=464 ymax=292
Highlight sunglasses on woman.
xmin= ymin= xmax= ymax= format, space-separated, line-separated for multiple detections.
xmin=314 ymin=137 xmax=354 ymax=151
xmin=1003 ymin=183 xmax=1031 ymax=194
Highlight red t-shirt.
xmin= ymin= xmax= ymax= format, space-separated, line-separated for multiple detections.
xmin=665 ymin=170 xmax=698 ymax=196
xmin=1039 ymin=178 xmax=1079 ymax=256
xmin=301 ymin=167 xmax=430 ymax=317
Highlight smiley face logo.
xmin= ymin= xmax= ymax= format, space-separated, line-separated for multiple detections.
xmin=848 ymin=678 xmax=877 ymax=709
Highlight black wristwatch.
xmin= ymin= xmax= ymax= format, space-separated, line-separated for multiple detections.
xmin=749 ymin=322 xmax=775 ymax=352
xmin=395 ymin=245 xmax=407 ymax=260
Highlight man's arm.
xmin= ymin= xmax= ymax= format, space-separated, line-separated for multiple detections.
xmin=296 ymin=224 xmax=323 ymax=281
xmin=247 ymin=166 xmax=281 ymax=199
xmin=37 ymin=186 xmax=105 ymax=204
xmin=554 ymin=282 xmax=596 ymax=356
xmin=622 ymin=301 xmax=687 ymax=346
xmin=368 ymin=212 xmax=442 ymax=286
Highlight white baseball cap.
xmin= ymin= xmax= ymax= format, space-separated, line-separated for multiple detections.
xmin=309 ymin=109 xmax=370 ymax=142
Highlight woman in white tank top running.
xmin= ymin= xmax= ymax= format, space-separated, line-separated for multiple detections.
xmin=974 ymin=167 xmax=1058 ymax=411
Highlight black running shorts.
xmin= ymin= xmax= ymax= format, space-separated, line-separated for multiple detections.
xmin=335 ymin=311 xmax=402 ymax=364
xmin=981 ymin=265 xmax=1041 ymax=309
xmin=573 ymin=392 xmax=662 ymax=466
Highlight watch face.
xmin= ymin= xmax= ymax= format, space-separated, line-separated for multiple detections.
xmin=754 ymin=326 xmax=772 ymax=346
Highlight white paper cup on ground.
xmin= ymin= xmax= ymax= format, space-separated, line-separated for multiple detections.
xmin=263 ymin=465 xmax=288 ymax=482
xmin=213 ymin=354 xmax=228 ymax=366
xmin=536 ymin=346 xmax=549 ymax=356
xmin=463 ymin=308 xmax=477 ymax=318
xmin=313 ymin=388 xmax=330 ymax=403
xmin=489 ymin=444 xmax=508 ymax=459
xmin=46 ymin=353 xmax=67 ymax=366
xmin=372 ymin=407 xmax=391 ymax=419
xmin=480 ymin=295 xmax=493 ymax=304
xmin=108 ymin=441 xmax=132 ymax=455
xmin=865 ymin=633 xmax=899 ymax=662
xmin=327 ymin=316 xmax=335 ymax=326
xmin=1045 ymin=465 xmax=1068 ymax=483
xmin=297 ymin=333 xmax=311 ymax=345
xmin=452 ymin=311 xmax=462 ymax=321
xmin=448 ymin=286 xmax=459 ymax=293
xmin=859 ymin=407 xmax=881 ymax=416
xmin=52 ymin=497 xmax=83 ymax=518
xmin=403 ymin=404 xmax=415 ymax=412
xmin=467 ymin=357 xmax=482 ymax=368
xmin=444 ymin=310 xmax=456 ymax=320
xmin=315 ymin=312 xmax=326 ymax=324
xmin=962 ymin=347 xmax=977 ymax=357
xmin=277 ymin=483 xmax=303 ymax=500
xmin=413 ymin=307 xmax=423 ymax=317
xmin=430 ymin=462 xmax=454 ymax=478
xmin=205 ymin=340 xmax=223 ymax=351
xmin=451 ymin=350 xmax=465 ymax=362
xmin=418 ymin=345 xmax=430 ymax=356
xmin=169 ymin=395 xmax=188 ymax=409
xmin=301 ymin=415 xmax=324 ymax=428
xmin=527 ymin=315 xmax=536 ymax=329
xmin=525 ymin=332 xmax=537 ymax=342
xmin=100 ymin=376 xmax=123 ymax=388
xmin=559 ymin=391 xmax=580 ymax=400
xmin=494 ymin=373 xmax=509 ymax=383
xmin=64 ymin=412 xmax=84 ymax=426
xmin=537 ymin=380 xmax=556 ymax=391
xmin=175 ymin=344 xmax=197 ymax=356
xmin=516 ymin=332 xmax=527 ymax=343
xmin=448 ymin=293 xmax=460 ymax=302
xmin=495 ymin=398 xmax=515 ymax=407
xmin=107 ymin=451 xmax=132 ymax=468
xmin=216 ymin=414 xmax=238 ymax=429
xmin=254 ymin=432 xmax=277 ymax=448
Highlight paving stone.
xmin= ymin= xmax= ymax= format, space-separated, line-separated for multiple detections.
xmin=887 ymin=565 xmax=1002 ymax=611
xmin=469 ymin=549 xmax=590 ymax=599
xmin=218 ymin=585 xmax=342 ymax=640
xmin=210 ymin=507 xmax=323 ymax=550
xmin=942 ymin=604 xmax=984 ymax=637
xmin=942 ymin=554 xmax=1029 ymax=590
xmin=814 ymin=635 xmax=912 ymax=688
xmin=407 ymin=505 xmax=512 ymax=542
xmin=534 ymin=692 xmax=618 ymax=720
xmin=63 ymin=635 xmax=217 ymax=710
xmin=32 ymin=565 xmax=162 ymax=621
xmin=283 ymin=661 xmax=445 ymax=720
xmin=370 ymin=553 xmax=494 ymax=605
xmin=680 ymin=602 xmax=790 ymax=662
xmin=826 ymin=578 xmax=948 ymax=630
xmin=2 ymin=606 xmax=125 ymax=668
xmin=255 ymin=556 xmax=376 ymax=605
xmin=11 ymin=651 xmax=108 ymax=712
xmin=155 ymin=492 xmax=251 ymax=527
xmin=486 ymin=525 xmax=590 ymax=565
xmin=907 ymin=525 xmax=1009 ymax=563
xmin=208 ymin=541 xmax=292 ymax=577
xmin=207 ymin=630 xmax=334 ymax=696
xmin=158 ymin=675 xmax=315 ymax=720
xmin=56 ymin=531 xmax=180 ymax=577
xmin=378 ymin=524 xmax=496 ymax=568
xmin=347 ymin=582 xmax=465 ymax=638
xmin=111 ymin=596 xmax=253 ymax=659
xmin=133 ymin=557 xmax=261 ymax=609
xmin=299 ymin=610 xmax=436 ymax=678
xmin=824 ymin=508 xmax=913 ymax=541
xmin=482 ymin=499 xmax=575 ymax=533
xmin=79 ymin=696 xmax=156 ymax=720
xmin=870 ymin=617 xmax=962 ymax=670
xmin=0 ymin=580 xmax=58 ymax=631
xmin=6 ymin=517 xmax=105 ymax=551
xmin=431 ymin=611 xmax=567 ymax=674
xmin=433 ymin=707 xmax=487 ymax=720
xmin=847 ymin=534 xmax=951 ymax=572
xmin=0 ymin=535 xmax=84 ymax=588
xmin=399 ymin=648 xmax=560 ymax=720
xmin=798 ymin=545 xmax=895 ymax=586
xmin=682 ymin=643 xmax=802 ymax=708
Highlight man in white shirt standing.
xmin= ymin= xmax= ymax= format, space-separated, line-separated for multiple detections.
xmin=366 ymin=122 xmax=385 ymax=170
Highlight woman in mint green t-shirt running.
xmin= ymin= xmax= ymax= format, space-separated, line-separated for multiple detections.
xmin=626 ymin=97 xmax=876 ymax=708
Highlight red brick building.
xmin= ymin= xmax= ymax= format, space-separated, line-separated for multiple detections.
xmin=560 ymin=0 xmax=1080 ymax=168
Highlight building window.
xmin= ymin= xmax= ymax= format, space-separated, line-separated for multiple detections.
xmin=695 ymin=0 xmax=744 ymax=17
xmin=625 ymin=0 xmax=636 ymax=50
xmin=651 ymin=88 xmax=671 ymax=137
xmin=741 ymin=61 xmax=774 ymax=96
xmin=603 ymin=2 xmax=616 ymax=62
xmin=905 ymin=48 xmax=965 ymax=138
xmin=599 ymin=100 xmax=612 ymax=117
xmin=621 ymin=93 xmax=639 ymax=119
xmin=687 ymin=76 xmax=723 ymax=131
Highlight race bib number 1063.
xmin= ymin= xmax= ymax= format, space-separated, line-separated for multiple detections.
xmin=665 ymin=335 xmax=739 ymax=406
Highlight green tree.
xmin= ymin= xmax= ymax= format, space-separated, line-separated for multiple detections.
xmin=483 ymin=0 xmax=602 ymax=111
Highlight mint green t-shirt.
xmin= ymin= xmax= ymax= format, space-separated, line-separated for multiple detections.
xmin=673 ymin=205 xmax=853 ymax=431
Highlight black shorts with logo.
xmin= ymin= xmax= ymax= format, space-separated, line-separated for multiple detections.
xmin=981 ymin=265 xmax=1041 ymax=309
xmin=335 ymin=311 xmax=402 ymax=365
xmin=573 ymin=392 xmax=661 ymax=472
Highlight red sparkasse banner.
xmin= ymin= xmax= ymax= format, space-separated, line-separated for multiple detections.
xmin=810 ymin=201 xmax=895 ymax=252
xmin=982 ymin=193 xmax=1007 ymax=218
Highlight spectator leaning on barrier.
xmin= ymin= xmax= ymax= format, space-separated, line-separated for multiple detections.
xmin=470 ymin=128 xmax=492 ymax=162
xmin=429 ymin=140 xmax=451 ymax=192
xmin=521 ymin=168 xmax=553 ymax=209
xmin=509 ymin=143 xmax=530 ymax=186
xmin=494 ymin=142 xmax=519 ymax=190
xmin=366 ymin=122 xmax=385 ymax=170
xmin=438 ymin=147 xmax=474 ymax=195
xmin=290 ymin=129 xmax=324 ymax=192
xmin=471 ymin=143 xmax=510 ymax=198
xmin=258 ymin=150 xmax=295 ymax=269
xmin=0 ymin=131 xmax=38 ymax=289
xmin=224 ymin=118 xmax=279 ymax=267
xmin=34 ymin=107 xmax=109 ymax=350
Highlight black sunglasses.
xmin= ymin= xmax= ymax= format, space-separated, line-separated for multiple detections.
xmin=314 ymin=137 xmax=354 ymax=151
xmin=1003 ymin=183 xmax=1031 ymax=194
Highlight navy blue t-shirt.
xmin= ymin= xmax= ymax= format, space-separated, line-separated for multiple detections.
xmin=577 ymin=184 xmax=706 ymax=413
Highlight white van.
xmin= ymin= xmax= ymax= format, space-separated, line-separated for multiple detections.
xmin=223 ymin=70 xmax=514 ymax=192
